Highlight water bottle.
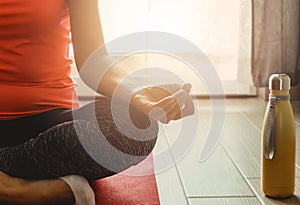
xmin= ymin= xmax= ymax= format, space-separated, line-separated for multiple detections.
xmin=262 ymin=74 xmax=296 ymax=198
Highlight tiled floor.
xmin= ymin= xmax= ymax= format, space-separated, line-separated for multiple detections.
xmin=153 ymin=98 xmax=300 ymax=205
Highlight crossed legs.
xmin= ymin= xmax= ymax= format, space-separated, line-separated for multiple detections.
xmin=0 ymin=97 xmax=158 ymax=204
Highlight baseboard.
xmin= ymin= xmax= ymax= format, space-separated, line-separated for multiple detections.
xmin=291 ymin=84 xmax=300 ymax=100
xmin=257 ymin=85 xmax=300 ymax=101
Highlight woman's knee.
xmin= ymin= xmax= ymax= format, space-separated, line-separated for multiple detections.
xmin=71 ymin=99 xmax=159 ymax=174
xmin=75 ymin=99 xmax=159 ymax=154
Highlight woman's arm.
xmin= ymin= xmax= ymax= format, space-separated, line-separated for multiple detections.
xmin=68 ymin=0 xmax=194 ymax=123
xmin=68 ymin=0 xmax=129 ymax=99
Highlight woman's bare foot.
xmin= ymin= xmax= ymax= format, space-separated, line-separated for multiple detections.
xmin=0 ymin=171 xmax=75 ymax=205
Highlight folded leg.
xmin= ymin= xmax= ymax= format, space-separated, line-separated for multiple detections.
xmin=0 ymin=97 xmax=158 ymax=181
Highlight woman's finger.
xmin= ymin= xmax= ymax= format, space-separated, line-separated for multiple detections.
xmin=174 ymin=94 xmax=195 ymax=120
xmin=156 ymin=90 xmax=192 ymax=122
xmin=150 ymin=96 xmax=178 ymax=123
xmin=142 ymin=83 xmax=194 ymax=123
xmin=159 ymin=100 xmax=183 ymax=123
xmin=173 ymin=90 xmax=190 ymax=109
xmin=182 ymin=83 xmax=192 ymax=93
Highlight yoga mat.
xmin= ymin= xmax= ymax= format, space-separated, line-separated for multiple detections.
xmin=91 ymin=154 xmax=160 ymax=205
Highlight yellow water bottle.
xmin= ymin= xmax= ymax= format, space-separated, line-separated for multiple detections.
xmin=262 ymin=74 xmax=296 ymax=198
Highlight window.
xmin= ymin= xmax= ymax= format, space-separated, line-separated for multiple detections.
xmin=71 ymin=0 xmax=254 ymax=96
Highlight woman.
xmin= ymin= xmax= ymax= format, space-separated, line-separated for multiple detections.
xmin=0 ymin=0 xmax=194 ymax=204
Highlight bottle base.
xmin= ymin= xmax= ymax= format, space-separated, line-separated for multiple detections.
xmin=263 ymin=186 xmax=294 ymax=198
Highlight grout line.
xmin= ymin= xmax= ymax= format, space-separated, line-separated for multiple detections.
xmin=222 ymin=100 xmax=263 ymax=204
xmin=243 ymin=176 xmax=300 ymax=179
xmin=238 ymin=109 xmax=263 ymax=134
xmin=245 ymin=177 xmax=261 ymax=180
xmin=245 ymin=178 xmax=266 ymax=205
xmin=152 ymin=133 xmax=189 ymax=205
xmin=164 ymin=134 xmax=190 ymax=205
xmin=221 ymin=144 xmax=259 ymax=199
xmin=227 ymin=99 xmax=264 ymax=134
xmin=187 ymin=196 xmax=258 ymax=199
xmin=231 ymin=99 xmax=300 ymax=140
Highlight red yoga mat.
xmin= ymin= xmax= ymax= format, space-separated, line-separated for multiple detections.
xmin=91 ymin=154 xmax=160 ymax=205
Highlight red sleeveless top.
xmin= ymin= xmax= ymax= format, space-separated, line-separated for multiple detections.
xmin=0 ymin=0 xmax=78 ymax=120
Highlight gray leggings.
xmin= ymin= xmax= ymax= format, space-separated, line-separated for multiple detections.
xmin=0 ymin=97 xmax=158 ymax=181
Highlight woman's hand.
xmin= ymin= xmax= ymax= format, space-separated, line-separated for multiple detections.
xmin=130 ymin=83 xmax=194 ymax=124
